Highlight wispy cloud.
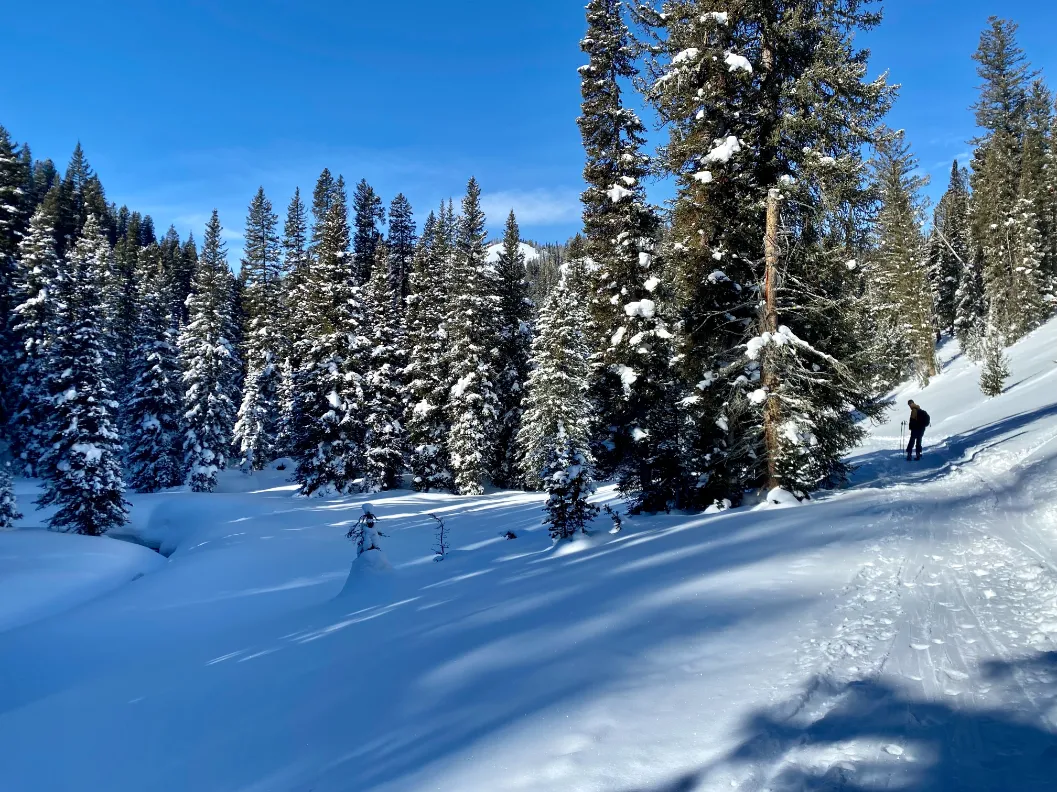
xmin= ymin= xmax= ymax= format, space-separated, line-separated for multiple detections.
xmin=480 ymin=188 xmax=581 ymax=227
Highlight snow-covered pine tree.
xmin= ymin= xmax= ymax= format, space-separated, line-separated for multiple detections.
xmin=125 ymin=243 xmax=184 ymax=492
xmin=361 ymin=242 xmax=407 ymax=492
xmin=979 ymin=325 xmax=1010 ymax=397
xmin=491 ymin=210 xmax=534 ymax=490
xmin=107 ymin=212 xmax=143 ymax=402
xmin=309 ymin=168 xmax=337 ymax=261
xmin=644 ymin=0 xmax=893 ymax=496
xmin=928 ymin=161 xmax=972 ymax=338
xmin=386 ymin=194 xmax=416 ymax=307
xmin=969 ymin=18 xmax=1049 ymax=343
xmin=179 ymin=211 xmax=241 ymax=492
xmin=37 ymin=215 xmax=129 ymax=535
xmin=404 ymin=210 xmax=454 ymax=491
xmin=281 ymin=187 xmax=310 ymax=348
xmin=0 ymin=126 xmax=29 ymax=428
xmin=580 ymin=0 xmax=686 ymax=512
xmin=444 ymin=179 xmax=501 ymax=496
xmin=234 ymin=188 xmax=285 ymax=471
xmin=7 ymin=204 xmax=62 ymax=476
xmin=291 ymin=177 xmax=370 ymax=495
xmin=955 ymin=246 xmax=989 ymax=360
xmin=518 ymin=258 xmax=599 ymax=538
xmin=352 ymin=179 xmax=385 ymax=286
xmin=0 ymin=463 xmax=21 ymax=529
xmin=869 ymin=133 xmax=938 ymax=387
xmin=53 ymin=144 xmax=111 ymax=255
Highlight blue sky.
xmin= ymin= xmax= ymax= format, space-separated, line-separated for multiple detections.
xmin=3 ymin=1 xmax=1057 ymax=255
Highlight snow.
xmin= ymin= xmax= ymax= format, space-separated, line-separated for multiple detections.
xmin=724 ymin=51 xmax=753 ymax=73
xmin=623 ymin=299 xmax=656 ymax=318
xmin=5 ymin=325 xmax=1057 ymax=789
xmin=484 ymin=242 xmax=540 ymax=265
xmin=672 ymin=47 xmax=700 ymax=66
xmin=704 ymin=135 xmax=742 ymax=165
xmin=643 ymin=276 xmax=660 ymax=293
xmin=606 ymin=184 xmax=633 ymax=203
xmin=702 ymin=11 xmax=729 ymax=24
xmin=693 ymin=170 xmax=714 ymax=184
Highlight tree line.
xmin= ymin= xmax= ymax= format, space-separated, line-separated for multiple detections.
xmin=0 ymin=4 xmax=1052 ymax=539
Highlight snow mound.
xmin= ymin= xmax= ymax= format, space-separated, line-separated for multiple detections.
xmin=484 ymin=241 xmax=541 ymax=265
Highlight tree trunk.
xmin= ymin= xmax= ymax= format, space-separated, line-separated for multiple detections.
xmin=762 ymin=186 xmax=782 ymax=492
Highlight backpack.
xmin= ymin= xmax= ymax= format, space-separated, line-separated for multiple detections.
xmin=919 ymin=409 xmax=931 ymax=428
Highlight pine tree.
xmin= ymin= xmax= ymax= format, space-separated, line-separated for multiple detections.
xmin=0 ymin=126 xmax=29 ymax=427
xmin=955 ymin=247 xmax=988 ymax=359
xmin=106 ymin=211 xmax=142 ymax=402
xmin=7 ymin=205 xmax=62 ymax=475
xmin=929 ymin=162 xmax=972 ymax=337
xmin=179 ymin=211 xmax=241 ymax=492
xmin=870 ymin=133 xmax=938 ymax=387
xmin=125 ymin=244 xmax=184 ymax=492
xmin=404 ymin=210 xmax=454 ymax=491
xmin=352 ymin=179 xmax=385 ymax=286
xmin=580 ymin=0 xmax=686 ymax=512
xmin=37 ymin=215 xmax=129 ymax=535
xmin=641 ymin=0 xmax=892 ymax=496
xmin=234 ymin=188 xmax=285 ymax=470
xmin=518 ymin=260 xmax=598 ymax=538
xmin=280 ymin=187 xmax=310 ymax=345
xmin=309 ymin=168 xmax=337 ymax=260
xmin=361 ymin=243 xmax=407 ymax=492
xmin=0 ymin=463 xmax=21 ymax=529
xmin=291 ymin=177 xmax=370 ymax=495
xmin=386 ymin=193 xmax=416 ymax=306
xmin=444 ymin=179 xmax=501 ymax=495
xmin=979 ymin=326 xmax=1010 ymax=397
xmin=491 ymin=211 xmax=534 ymax=489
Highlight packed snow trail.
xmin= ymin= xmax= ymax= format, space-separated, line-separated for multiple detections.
xmin=0 ymin=326 xmax=1056 ymax=791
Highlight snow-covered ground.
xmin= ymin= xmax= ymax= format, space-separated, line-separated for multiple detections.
xmin=2 ymin=323 xmax=1057 ymax=791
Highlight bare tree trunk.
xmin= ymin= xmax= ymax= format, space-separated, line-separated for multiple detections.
xmin=762 ymin=186 xmax=782 ymax=492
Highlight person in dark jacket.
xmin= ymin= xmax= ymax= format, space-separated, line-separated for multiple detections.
xmin=906 ymin=399 xmax=930 ymax=461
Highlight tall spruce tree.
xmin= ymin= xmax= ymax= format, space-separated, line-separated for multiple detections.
xmin=0 ymin=126 xmax=29 ymax=427
xmin=580 ymin=0 xmax=686 ymax=512
xmin=291 ymin=177 xmax=370 ymax=495
xmin=404 ymin=210 xmax=454 ymax=491
xmin=179 ymin=211 xmax=241 ymax=492
xmin=37 ymin=215 xmax=129 ymax=535
xmin=869 ymin=134 xmax=938 ymax=386
xmin=444 ymin=179 xmax=501 ymax=495
xmin=352 ymin=179 xmax=385 ymax=286
xmin=641 ymin=0 xmax=893 ymax=496
xmin=386 ymin=193 xmax=416 ymax=306
xmin=234 ymin=188 xmax=285 ymax=470
xmin=361 ymin=243 xmax=408 ymax=492
xmin=7 ymin=205 xmax=62 ymax=475
xmin=281 ymin=187 xmax=310 ymax=346
xmin=491 ymin=211 xmax=534 ymax=489
xmin=929 ymin=161 xmax=972 ymax=337
xmin=125 ymin=244 xmax=184 ymax=492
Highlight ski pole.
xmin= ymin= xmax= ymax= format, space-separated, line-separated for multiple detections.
xmin=900 ymin=421 xmax=905 ymax=453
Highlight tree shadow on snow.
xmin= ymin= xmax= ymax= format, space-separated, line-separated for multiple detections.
xmin=617 ymin=652 xmax=1057 ymax=792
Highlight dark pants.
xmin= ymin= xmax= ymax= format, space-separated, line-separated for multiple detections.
xmin=906 ymin=430 xmax=924 ymax=459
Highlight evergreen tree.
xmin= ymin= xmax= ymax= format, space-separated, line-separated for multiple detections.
xmin=404 ymin=210 xmax=454 ymax=491
xmin=352 ymin=179 xmax=385 ymax=285
xmin=641 ymin=0 xmax=893 ymax=496
xmin=291 ymin=177 xmax=370 ymax=495
xmin=281 ymin=187 xmax=310 ymax=345
xmin=234 ymin=188 xmax=285 ymax=470
xmin=444 ymin=178 xmax=501 ymax=495
xmin=125 ymin=244 xmax=184 ymax=492
xmin=106 ymin=212 xmax=142 ymax=401
xmin=955 ymin=247 xmax=989 ymax=359
xmin=361 ymin=243 xmax=407 ymax=492
xmin=0 ymin=463 xmax=21 ymax=530
xmin=869 ymin=134 xmax=938 ymax=386
xmin=518 ymin=260 xmax=598 ymax=538
xmin=0 ymin=126 xmax=29 ymax=427
xmin=580 ymin=0 xmax=686 ymax=512
xmin=179 ymin=211 xmax=241 ymax=492
xmin=386 ymin=193 xmax=416 ymax=305
xmin=979 ymin=326 xmax=1010 ymax=397
xmin=7 ymin=205 xmax=62 ymax=475
xmin=491 ymin=211 xmax=534 ymax=489
xmin=37 ymin=215 xmax=129 ymax=536
xmin=929 ymin=161 xmax=972 ymax=337
xmin=309 ymin=168 xmax=337 ymax=261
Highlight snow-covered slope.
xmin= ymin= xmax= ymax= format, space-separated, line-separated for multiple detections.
xmin=2 ymin=324 xmax=1057 ymax=791
xmin=485 ymin=240 xmax=540 ymax=264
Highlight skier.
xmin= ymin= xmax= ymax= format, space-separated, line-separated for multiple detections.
xmin=906 ymin=399 xmax=930 ymax=461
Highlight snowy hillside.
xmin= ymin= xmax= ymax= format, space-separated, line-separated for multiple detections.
xmin=2 ymin=322 xmax=1057 ymax=791
xmin=485 ymin=240 xmax=540 ymax=264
